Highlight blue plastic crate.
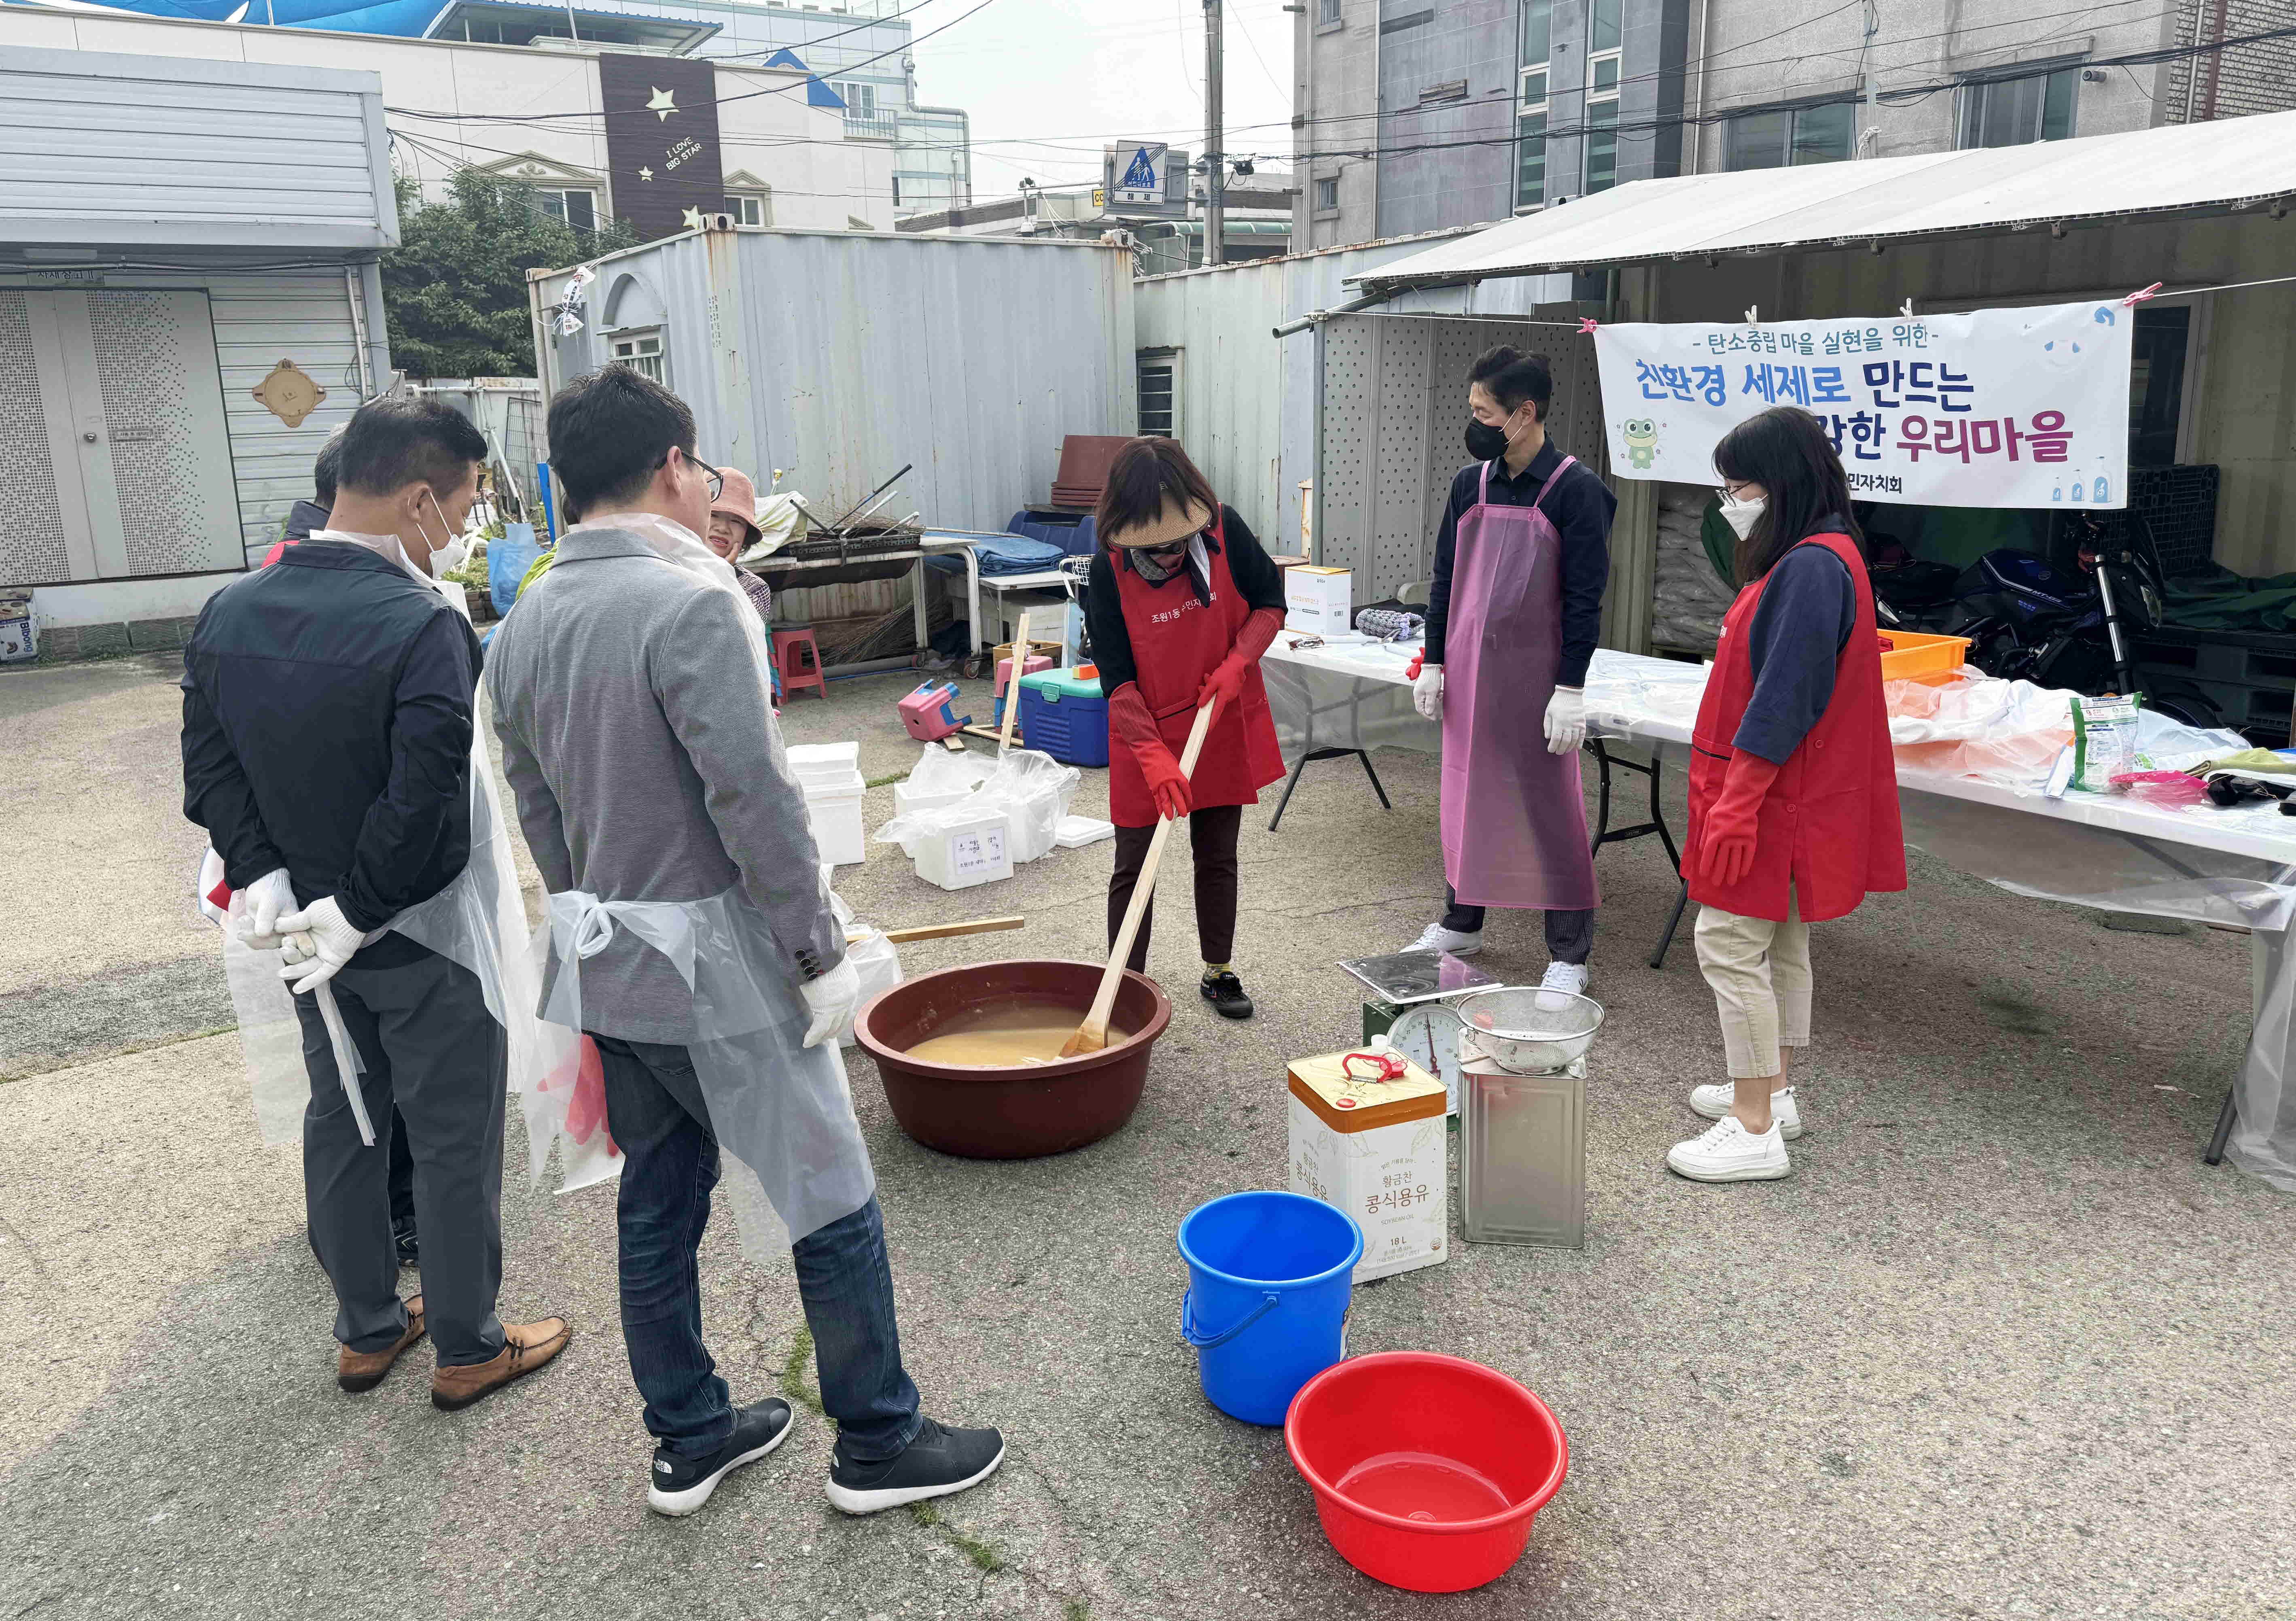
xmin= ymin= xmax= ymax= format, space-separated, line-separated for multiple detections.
xmin=1017 ymin=667 xmax=1109 ymax=767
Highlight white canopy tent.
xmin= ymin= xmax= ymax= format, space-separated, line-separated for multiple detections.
xmin=1348 ymin=110 xmax=2296 ymax=290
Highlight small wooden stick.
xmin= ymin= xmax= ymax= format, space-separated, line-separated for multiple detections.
xmin=1062 ymin=698 xmax=1219 ymax=1057
xmin=880 ymin=916 xmax=1025 ymax=944
xmin=996 ymin=609 xmax=1029 ymax=753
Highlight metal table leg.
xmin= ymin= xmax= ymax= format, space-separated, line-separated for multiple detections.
xmin=1649 ymin=878 xmax=1692 ymax=969
xmin=1269 ymin=747 xmax=1391 ymax=832
xmin=2205 ymin=1081 xmax=2241 ymax=1165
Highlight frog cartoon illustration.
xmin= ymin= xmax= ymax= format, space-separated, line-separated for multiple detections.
xmin=1622 ymin=417 xmax=1660 ymax=470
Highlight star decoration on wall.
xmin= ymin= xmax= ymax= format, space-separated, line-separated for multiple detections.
xmin=681 ymin=206 xmax=706 ymax=230
xmin=647 ymin=87 xmax=677 ymax=121
xmin=638 ymin=166 xmax=655 ymax=181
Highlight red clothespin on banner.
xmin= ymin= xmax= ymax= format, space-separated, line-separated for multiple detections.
xmin=2122 ymin=282 xmax=2163 ymax=307
xmin=1578 ymin=316 xmax=1600 ymax=334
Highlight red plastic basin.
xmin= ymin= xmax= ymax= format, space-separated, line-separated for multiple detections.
xmin=1285 ymin=1352 xmax=1568 ymax=1593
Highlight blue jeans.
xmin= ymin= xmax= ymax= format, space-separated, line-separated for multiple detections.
xmin=590 ymin=1035 xmax=922 ymax=1462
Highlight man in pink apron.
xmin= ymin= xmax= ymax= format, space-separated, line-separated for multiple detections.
xmin=1407 ymin=347 xmax=1614 ymax=996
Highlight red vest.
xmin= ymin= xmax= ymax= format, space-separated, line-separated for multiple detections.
xmin=1106 ymin=509 xmax=1285 ymax=827
xmin=1687 ymin=532 xmax=1907 ymax=923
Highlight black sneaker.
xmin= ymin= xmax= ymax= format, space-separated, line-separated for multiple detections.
xmin=825 ymin=1415 xmax=1005 ymax=1516
xmin=393 ymin=1218 xmax=420 ymax=1269
xmin=647 ymin=1398 xmax=795 ymax=1517
xmin=1200 ymin=971 xmax=1254 ymax=1020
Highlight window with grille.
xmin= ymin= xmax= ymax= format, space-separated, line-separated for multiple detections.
xmin=1315 ymin=176 xmax=1340 ymax=212
xmin=610 ymin=331 xmax=666 ymax=386
xmin=1318 ymin=0 xmax=1340 ymax=22
xmin=1959 ymin=65 xmax=2079 ymax=149
xmin=1516 ymin=0 xmax=1552 ymax=209
xmin=1584 ymin=0 xmax=1620 ymax=193
xmin=1137 ymin=350 xmax=1180 ymax=439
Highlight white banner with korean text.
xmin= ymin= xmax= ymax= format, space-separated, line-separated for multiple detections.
xmin=1591 ymin=301 xmax=2133 ymax=508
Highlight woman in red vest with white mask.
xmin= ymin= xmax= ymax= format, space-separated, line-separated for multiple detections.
xmin=1669 ymin=407 xmax=1906 ymax=1184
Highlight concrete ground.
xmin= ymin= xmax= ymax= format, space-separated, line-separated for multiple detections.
xmin=3 ymin=650 xmax=2293 ymax=1621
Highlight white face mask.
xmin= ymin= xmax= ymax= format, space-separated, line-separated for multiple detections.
xmin=1719 ymin=492 xmax=1767 ymax=541
xmin=416 ymin=490 xmax=471 ymax=578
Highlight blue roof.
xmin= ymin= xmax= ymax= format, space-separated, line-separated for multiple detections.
xmin=760 ymin=46 xmax=844 ymax=109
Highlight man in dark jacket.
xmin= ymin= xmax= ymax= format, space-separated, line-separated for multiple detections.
xmin=182 ymin=395 xmax=570 ymax=1410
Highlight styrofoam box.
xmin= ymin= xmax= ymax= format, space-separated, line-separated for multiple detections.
xmin=1053 ymin=814 xmax=1115 ymax=849
xmin=915 ymin=809 xmax=1013 ymax=891
xmin=804 ymin=770 xmax=867 ymax=866
xmin=1284 ymin=565 xmax=1354 ymax=634
xmin=895 ymin=779 xmax=976 ymax=820
xmin=787 ymin=741 xmax=861 ymax=781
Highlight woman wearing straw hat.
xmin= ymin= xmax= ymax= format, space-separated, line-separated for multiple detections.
xmin=702 ymin=466 xmax=774 ymax=626
xmin=1083 ymin=438 xmax=1288 ymax=1019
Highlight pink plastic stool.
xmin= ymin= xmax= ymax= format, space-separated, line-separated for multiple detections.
xmin=772 ymin=627 xmax=827 ymax=700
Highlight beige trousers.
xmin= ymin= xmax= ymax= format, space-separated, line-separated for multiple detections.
xmin=1694 ymin=897 xmax=1812 ymax=1080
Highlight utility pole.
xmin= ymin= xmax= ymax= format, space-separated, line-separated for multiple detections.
xmin=1203 ymin=0 xmax=1225 ymax=267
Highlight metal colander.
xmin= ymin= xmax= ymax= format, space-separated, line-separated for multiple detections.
xmin=1453 ymin=987 xmax=1605 ymax=1073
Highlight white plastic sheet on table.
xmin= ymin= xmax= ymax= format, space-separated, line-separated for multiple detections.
xmin=875 ymin=746 xmax=1078 ymax=863
xmin=535 ymin=887 xmax=877 ymax=1256
xmin=1261 ymin=634 xmax=1438 ymax=761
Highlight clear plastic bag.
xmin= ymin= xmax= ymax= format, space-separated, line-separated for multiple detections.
xmin=826 ymin=882 xmax=903 ymax=1050
xmin=874 ymin=746 xmax=1078 ymax=863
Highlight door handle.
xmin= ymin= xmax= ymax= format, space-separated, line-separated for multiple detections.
xmin=81 ymin=431 xmax=97 ymax=443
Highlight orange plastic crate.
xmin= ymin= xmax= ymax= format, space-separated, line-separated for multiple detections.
xmin=1875 ymin=630 xmax=1970 ymax=684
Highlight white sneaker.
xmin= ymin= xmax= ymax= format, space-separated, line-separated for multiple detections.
xmin=1666 ymin=1115 xmax=1792 ymax=1182
xmin=1410 ymin=921 xmax=1484 ymax=957
xmin=1690 ymin=1082 xmax=1802 ymax=1140
xmin=1536 ymin=961 xmax=1589 ymax=1007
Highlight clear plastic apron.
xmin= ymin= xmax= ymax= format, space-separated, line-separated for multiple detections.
xmin=208 ymin=572 xmax=622 ymax=1195
xmin=532 ymin=887 xmax=878 ymax=1254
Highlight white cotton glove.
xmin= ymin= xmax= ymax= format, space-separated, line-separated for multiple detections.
xmin=276 ymin=896 xmax=366 ymax=994
xmin=1544 ymin=685 xmax=1587 ymax=755
xmin=237 ymin=868 xmax=298 ymax=949
xmin=1412 ymin=664 xmax=1445 ymax=720
xmin=799 ymin=957 xmax=862 ymax=1050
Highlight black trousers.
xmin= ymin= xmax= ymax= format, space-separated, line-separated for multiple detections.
xmin=1108 ymin=804 xmax=1242 ymax=975
xmin=1442 ymin=885 xmax=1596 ymax=965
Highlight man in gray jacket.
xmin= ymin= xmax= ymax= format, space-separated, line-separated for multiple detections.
xmin=488 ymin=366 xmax=1001 ymax=1520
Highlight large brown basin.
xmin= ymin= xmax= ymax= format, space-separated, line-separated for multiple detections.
xmin=854 ymin=959 xmax=1172 ymax=1158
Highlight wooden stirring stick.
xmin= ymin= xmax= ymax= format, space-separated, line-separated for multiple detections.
xmin=1061 ymin=698 xmax=1219 ymax=1057
xmin=996 ymin=609 xmax=1029 ymax=753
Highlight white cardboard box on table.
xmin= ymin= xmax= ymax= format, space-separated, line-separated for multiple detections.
xmin=1286 ymin=1049 xmax=1449 ymax=1284
xmin=1284 ymin=566 xmax=1354 ymax=635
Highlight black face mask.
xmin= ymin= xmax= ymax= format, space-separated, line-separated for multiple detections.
xmin=1464 ymin=418 xmax=1511 ymax=461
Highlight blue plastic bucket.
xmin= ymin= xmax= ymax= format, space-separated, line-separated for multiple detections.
xmin=1179 ymin=1191 xmax=1363 ymax=1426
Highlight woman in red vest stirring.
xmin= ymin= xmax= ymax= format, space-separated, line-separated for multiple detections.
xmin=1084 ymin=438 xmax=1288 ymax=1019
xmin=1670 ymin=407 xmax=1906 ymax=1183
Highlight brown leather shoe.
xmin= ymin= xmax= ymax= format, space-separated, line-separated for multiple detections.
xmin=337 ymin=1296 xmax=425 ymax=1393
xmin=429 ymin=1318 xmax=572 ymax=1412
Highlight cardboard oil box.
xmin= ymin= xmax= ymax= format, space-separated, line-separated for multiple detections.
xmin=1284 ymin=565 xmax=1354 ymax=635
xmin=1287 ymin=1050 xmax=1449 ymax=1284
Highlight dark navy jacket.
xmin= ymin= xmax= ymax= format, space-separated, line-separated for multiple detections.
xmin=181 ymin=541 xmax=480 ymax=970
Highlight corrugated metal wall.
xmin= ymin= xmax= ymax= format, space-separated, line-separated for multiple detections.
xmin=1134 ymin=235 xmax=1573 ymax=550
xmin=535 ymin=229 xmax=1135 ymax=535
xmin=0 ymin=47 xmax=391 ymax=248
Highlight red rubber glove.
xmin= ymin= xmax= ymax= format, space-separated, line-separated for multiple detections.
xmin=1196 ymin=607 xmax=1284 ymax=715
xmin=1406 ymin=648 xmax=1425 ymax=681
xmin=1109 ymin=681 xmax=1192 ymax=821
xmin=1696 ymin=751 xmax=1782 ymax=889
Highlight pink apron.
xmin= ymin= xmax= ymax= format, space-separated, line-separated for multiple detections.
xmin=1438 ymin=457 xmax=1601 ymax=911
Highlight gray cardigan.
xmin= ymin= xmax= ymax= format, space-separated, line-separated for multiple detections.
xmin=486 ymin=523 xmax=842 ymax=1043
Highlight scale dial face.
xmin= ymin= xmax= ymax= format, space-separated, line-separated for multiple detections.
xmin=1388 ymin=1004 xmax=1465 ymax=1116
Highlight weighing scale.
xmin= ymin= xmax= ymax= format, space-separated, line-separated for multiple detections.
xmin=1337 ymin=950 xmax=1500 ymax=1116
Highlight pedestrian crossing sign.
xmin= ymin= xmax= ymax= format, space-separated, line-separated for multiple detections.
xmin=1115 ymin=142 xmax=1167 ymax=204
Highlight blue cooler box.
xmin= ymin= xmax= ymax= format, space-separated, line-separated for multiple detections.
xmin=1016 ymin=667 xmax=1109 ymax=767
